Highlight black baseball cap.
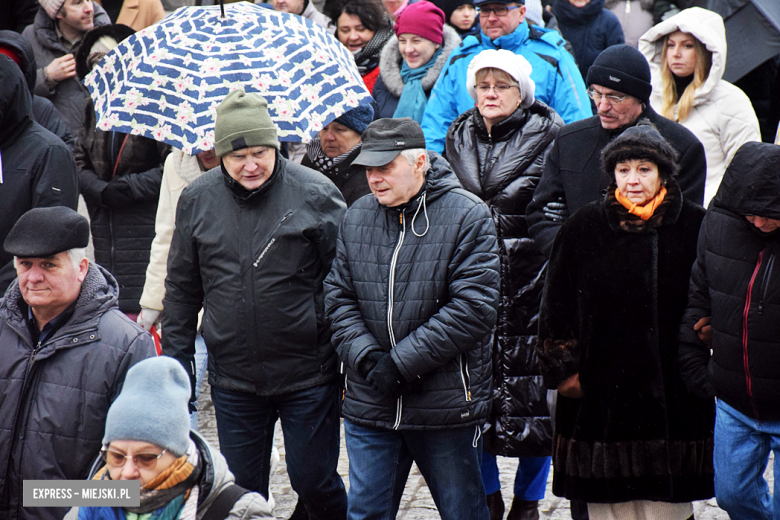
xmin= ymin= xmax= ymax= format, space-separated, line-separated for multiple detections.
xmin=353 ymin=118 xmax=427 ymax=167
xmin=4 ymin=206 xmax=90 ymax=258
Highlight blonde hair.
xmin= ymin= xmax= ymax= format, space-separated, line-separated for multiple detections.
xmin=475 ymin=67 xmax=517 ymax=87
xmin=660 ymin=32 xmax=712 ymax=123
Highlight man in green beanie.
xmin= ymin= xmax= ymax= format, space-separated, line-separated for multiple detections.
xmin=161 ymin=88 xmax=348 ymax=520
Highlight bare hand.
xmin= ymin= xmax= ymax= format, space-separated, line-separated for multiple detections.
xmin=557 ymin=373 xmax=582 ymax=398
xmin=45 ymin=54 xmax=76 ymax=82
xmin=694 ymin=316 xmax=712 ymax=348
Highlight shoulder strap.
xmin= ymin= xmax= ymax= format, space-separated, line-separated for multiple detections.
xmin=201 ymin=484 xmax=250 ymax=520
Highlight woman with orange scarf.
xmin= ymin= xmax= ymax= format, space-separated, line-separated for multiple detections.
xmin=536 ymin=123 xmax=715 ymax=520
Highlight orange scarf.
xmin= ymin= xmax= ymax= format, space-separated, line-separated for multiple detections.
xmin=615 ymin=186 xmax=667 ymax=220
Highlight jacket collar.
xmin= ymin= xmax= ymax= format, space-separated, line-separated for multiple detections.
xmin=604 ymin=177 xmax=683 ymax=233
xmin=474 ymin=20 xmax=529 ymax=51
xmin=220 ymin=151 xmax=281 ymax=202
xmin=473 ymin=104 xmax=529 ymax=141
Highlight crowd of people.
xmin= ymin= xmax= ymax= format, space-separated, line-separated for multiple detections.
xmin=0 ymin=0 xmax=779 ymax=520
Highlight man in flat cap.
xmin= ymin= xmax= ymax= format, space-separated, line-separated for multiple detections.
xmin=0 ymin=206 xmax=156 ymax=520
xmin=162 ymin=88 xmax=348 ymax=519
xmin=324 ymin=118 xmax=500 ymax=519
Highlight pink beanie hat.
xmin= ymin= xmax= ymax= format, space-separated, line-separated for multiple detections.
xmin=394 ymin=1 xmax=445 ymax=45
xmin=39 ymin=0 xmax=67 ymax=19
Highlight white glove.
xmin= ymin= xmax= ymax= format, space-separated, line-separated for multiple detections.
xmin=137 ymin=308 xmax=162 ymax=332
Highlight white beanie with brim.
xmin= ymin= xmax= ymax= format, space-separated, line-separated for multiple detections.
xmin=466 ymin=49 xmax=536 ymax=109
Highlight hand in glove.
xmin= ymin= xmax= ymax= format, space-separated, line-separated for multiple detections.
xmin=366 ymin=353 xmax=403 ymax=397
xmin=543 ymin=197 xmax=569 ymax=223
xmin=101 ymin=179 xmax=135 ymax=207
xmin=137 ymin=308 xmax=162 ymax=332
xmin=357 ymin=350 xmax=385 ymax=379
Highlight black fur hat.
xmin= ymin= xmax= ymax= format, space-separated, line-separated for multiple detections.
xmin=75 ymin=24 xmax=135 ymax=81
xmin=601 ymin=121 xmax=679 ymax=181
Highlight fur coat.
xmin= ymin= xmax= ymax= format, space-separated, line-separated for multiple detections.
xmin=537 ymin=179 xmax=715 ymax=503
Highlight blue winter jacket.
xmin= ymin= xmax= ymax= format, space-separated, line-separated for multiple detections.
xmin=421 ymin=21 xmax=592 ymax=153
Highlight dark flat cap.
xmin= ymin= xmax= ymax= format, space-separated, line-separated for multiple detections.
xmin=353 ymin=118 xmax=427 ymax=167
xmin=4 ymin=206 xmax=89 ymax=258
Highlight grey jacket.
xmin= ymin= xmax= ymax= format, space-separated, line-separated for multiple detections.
xmin=0 ymin=264 xmax=156 ymax=520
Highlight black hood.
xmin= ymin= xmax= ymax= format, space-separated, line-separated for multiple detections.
xmin=0 ymin=29 xmax=37 ymax=92
xmin=75 ymin=23 xmax=135 ymax=81
xmin=712 ymin=142 xmax=780 ymax=220
xmin=0 ymin=55 xmax=32 ymax=147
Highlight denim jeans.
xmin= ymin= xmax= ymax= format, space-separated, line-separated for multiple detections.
xmin=714 ymin=399 xmax=780 ymax=520
xmin=344 ymin=419 xmax=489 ymax=520
xmin=189 ymin=334 xmax=208 ymax=431
xmin=211 ymin=382 xmax=347 ymax=520
xmin=480 ymin=453 xmax=551 ymax=500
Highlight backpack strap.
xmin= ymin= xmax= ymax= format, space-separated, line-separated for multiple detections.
xmin=201 ymin=484 xmax=250 ymax=520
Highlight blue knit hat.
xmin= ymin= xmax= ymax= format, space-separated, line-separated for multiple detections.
xmin=333 ymin=105 xmax=374 ymax=135
xmin=103 ymin=357 xmax=191 ymax=456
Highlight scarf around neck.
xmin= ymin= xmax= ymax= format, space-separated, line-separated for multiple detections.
xmin=306 ymin=137 xmax=361 ymax=175
xmin=394 ymin=46 xmax=443 ymax=122
xmin=353 ymin=24 xmax=394 ymax=75
xmin=615 ymin=185 xmax=667 ymax=220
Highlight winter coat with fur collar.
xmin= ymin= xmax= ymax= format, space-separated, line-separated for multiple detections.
xmin=537 ymin=178 xmax=714 ymax=503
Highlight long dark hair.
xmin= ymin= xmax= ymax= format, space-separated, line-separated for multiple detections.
xmin=324 ymin=0 xmax=391 ymax=32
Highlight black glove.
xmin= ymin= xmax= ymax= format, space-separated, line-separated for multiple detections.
xmin=188 ymin=400 xmax=198 ymax=413
xmin=542 ymin=197 xmax=569 ymax=223
xmin=357 ymin=350 xmax=384 ymax=379
xmin=366 ymin=353 xmax=403 ymax=397
xmin=101 ymin=180 xmax=135 ymax=207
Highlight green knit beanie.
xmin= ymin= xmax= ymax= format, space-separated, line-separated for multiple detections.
xmin=215 ymin=88 xmax=279 ymax=157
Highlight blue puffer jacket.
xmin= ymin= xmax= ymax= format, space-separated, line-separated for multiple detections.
xmin=552 ymin=0 xmax=625 ymax=80
xmin=421 ymin=21 xmax=592 ymax=153
xmin=324 ymin=153 xmax=500 ymax=430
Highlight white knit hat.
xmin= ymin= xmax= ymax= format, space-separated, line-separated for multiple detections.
xmin=466 ymin=49 xmax=536 ymax=109
xmin=39 ymin=0 xmax=67 ymax=19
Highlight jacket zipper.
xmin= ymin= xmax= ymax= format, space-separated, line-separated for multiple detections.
xmin=252 ymin=211 xmax=293 ymax=268
xmin=743 ymin=250 xmax=764 ymax=418
xmin=459 ymin=354 xmax=472 ymax=401
xmin=389 ymin=211 xmax=406 ymax=430
xmin=758 ymin=253 xmax=775 ymax=314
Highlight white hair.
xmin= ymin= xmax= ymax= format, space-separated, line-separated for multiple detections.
xmin=13 ymin=248 xmax=87 ymax=270
xmin=399 ymin=149 xmax=430 ymax=174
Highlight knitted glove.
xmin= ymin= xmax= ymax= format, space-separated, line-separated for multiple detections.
xmin=366 ymin=353 xmax=403 ymax=397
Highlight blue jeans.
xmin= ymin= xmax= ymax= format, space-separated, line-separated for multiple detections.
xmin=714 ymin=399 xmax=780 ymax=520
xmin=480 ymin=453 xmax=551 ymax=500
xmin=189 ymin=334 xmax=208 ymax=431
xmin=344 ymin=419 xmax=489 ymax=520
xmin=211 ymin=382 xmax=347 ymax=520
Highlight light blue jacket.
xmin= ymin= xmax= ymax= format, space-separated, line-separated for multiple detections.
xmin=421 ymin=21 xmax=592 ymax=153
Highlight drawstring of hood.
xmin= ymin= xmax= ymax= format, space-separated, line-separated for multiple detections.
xmin=411 ymin=191 xmax=430 ymax=237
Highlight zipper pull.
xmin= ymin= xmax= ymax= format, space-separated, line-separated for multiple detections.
xmin=399 ymin=212 xmax=403 ymax=225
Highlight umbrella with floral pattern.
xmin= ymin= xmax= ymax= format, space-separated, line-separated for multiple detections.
xmin=84 ymin=1 xmax=372 ymax=154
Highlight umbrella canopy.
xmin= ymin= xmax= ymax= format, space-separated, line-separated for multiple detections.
xmin=84 ymin=1 xmax=372 ymax=154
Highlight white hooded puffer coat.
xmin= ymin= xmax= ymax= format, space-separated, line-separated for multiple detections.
xmin=639 ymin=7 xmax=760 ymax=207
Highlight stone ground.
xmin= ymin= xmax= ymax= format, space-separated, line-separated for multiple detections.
xmin=195 ymin=377 xmax=757 ymax=519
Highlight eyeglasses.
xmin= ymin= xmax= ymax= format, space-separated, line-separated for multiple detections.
xmin=586 ymin=89 xmax=629 ymax=104
xmin=101 ymin=447 xmax=167 ymax=470
xmin=476 ymin=5 xmax=520 ymax=16
xmin=476 ymin=83 xmax=518 ymax=94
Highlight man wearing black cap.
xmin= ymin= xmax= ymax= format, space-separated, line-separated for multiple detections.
xmin=0 ymin=206 xmax=155 ymax=520
xmin=324 ymin=118 xmax=500 ymax=520
xmin=526 ymin=44 xmax=707 ymax=258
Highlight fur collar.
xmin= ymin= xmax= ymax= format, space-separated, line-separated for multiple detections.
xmin=378 ymin=25 xmax=461 ymax=97
xmin=604 ymin=177 xmax=683 ymax=233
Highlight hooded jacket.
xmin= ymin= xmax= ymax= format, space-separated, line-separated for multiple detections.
xmin=324 ymin=153 xmax=500 ymax=430
xmin=446 ymin=101 xmax=563 ymax=456
xmin=21 ymin=5 xmax=110 ymax=137
xmin=639 ymin=7 xmax=760 ymax=207
xmin=604 ymin=0 xmax=653 ymax=47
xmin=421 ymin=21 xmax=591 ymax=153
xmin=0 ymin=56 xmax=79 ymax=294
xmin=679 ymin=142 xmax=780 ymax=422
xmin=162 ymin=155 xmax=346 ymax=399
xmin=0 ymin=263 xmax=156 ymax=520
xmin=372 ymin=25 xmax=461 ymax=120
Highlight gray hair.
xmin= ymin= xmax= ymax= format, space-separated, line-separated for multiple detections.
xmin=13 ymin=248 xmax=87 ymax=270
xmin=399 ymin=149 xmax=430 ymax=174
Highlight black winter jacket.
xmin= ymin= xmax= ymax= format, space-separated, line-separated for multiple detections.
xmin=538 ymin=179 xmax=713 ymax=503
xmin=0 ymin=264 xmax=156 ymax=520
xmin=301 ymin=142 xmax=370 ymax=207
xmin=446 ymin=102 xmax=563 ymax=457
xmin=162 ymin=156 xmax=346 ymax=399
xmin=324 ymin=154 xmax=500 ymax=430
xmin=0 ymin=56 xmax=78 ymax=294
xmin=679 ymin=142 xmax=780 ymax=421
xmin=527 ymin=106 xmax=707 ymax=257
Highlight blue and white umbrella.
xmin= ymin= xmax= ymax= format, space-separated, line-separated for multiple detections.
xmin=84 ymin=1 xmax=372 ymax=154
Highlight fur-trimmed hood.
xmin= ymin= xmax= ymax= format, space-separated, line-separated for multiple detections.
xmin=378 ymin=24 xmax=461 ymax=97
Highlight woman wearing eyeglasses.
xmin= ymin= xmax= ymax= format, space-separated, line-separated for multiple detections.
xmin=64 ymin=357 xmax=273 ymax=520
xmin=445 ymin=49 xmax=563 ymax=520
xmin=639 ymin=7 xmax=760 ymax=207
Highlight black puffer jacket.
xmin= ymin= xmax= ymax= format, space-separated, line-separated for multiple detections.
xmin=0 ymin=264 xmax=156 ymax=520
xmin=324 ymin=154 xmax=500 ymax=430
xmin=163 ymin=156 xmax=346 ymax=399
xmin=446 ymin=101 xmax=563 ymax=457
xmin=679 ymin=142 xmax=780 ymax=421
xmin=0 ymin=56 xmax=78 ymax=294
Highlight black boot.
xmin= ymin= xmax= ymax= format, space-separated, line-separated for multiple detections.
xmin=288 ymin=499 xmax=309 ymax=520
xmin=486 ymin=490 xmax=505 ymax=520
xmin=506 ymin=497 xmax=539 ymax=520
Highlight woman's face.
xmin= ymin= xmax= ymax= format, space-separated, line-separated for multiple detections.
xmin=398 ymin=34 xmax=440 ymax=69
xmin=666 ymin=30 xmax=697 ymax=78
xmin=319 ymin=121 xmax=362 ymax=158
xmin=615 ymin=159 xmax=662 ymax=206
xmin=337 ymin=13 xmax=375 ymax=52
xmin=104 ymin=440 xmax=178 ymax=487
xmin=449 ymin=4 xmax=476 ymax=31
xmin=476 ymin=71 xmax=521 ymax=126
